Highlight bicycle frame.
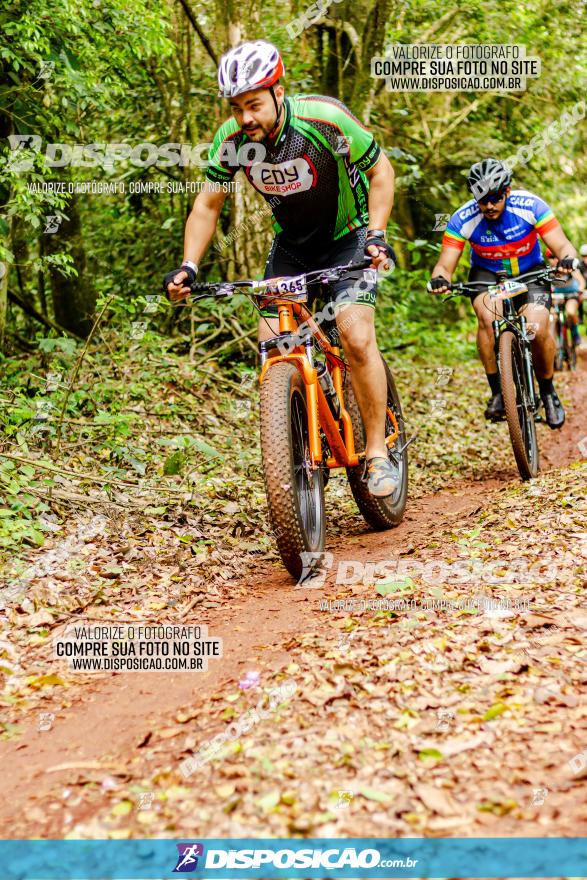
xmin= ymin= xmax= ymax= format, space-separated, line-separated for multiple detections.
xmin=186 ymin=261 xmax=400 ymax=471
xmin=258 ymin=299 xmax=399 ymax=469
xmin=492 ymin=295 xmax=539 ymax=411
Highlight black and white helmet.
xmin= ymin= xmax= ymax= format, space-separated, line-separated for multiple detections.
xmin=217 ymin=40 xmax=285 ymax=98
xmin=467 ymin=158 xmax=512 ymax=200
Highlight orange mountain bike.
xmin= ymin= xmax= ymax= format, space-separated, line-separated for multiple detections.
xmin=188 ymin=259 xmax=409 ymax=580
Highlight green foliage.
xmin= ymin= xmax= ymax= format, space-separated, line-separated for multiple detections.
xmin=0 ymin=0 xmax=584 ymax=559
xmin=0 ymin=457 xmax=50 ymax=548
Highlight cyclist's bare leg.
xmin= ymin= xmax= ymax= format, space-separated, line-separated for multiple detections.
xmin=519 ymin=303 xmax=553 ymax=378
xmin=566 ymin=298 xmax=579 ymax=326
xmin=472 ymin=295 xmax=503 ymax=373
xmin=548 ymin=307 xmax=558 ymax=344
xmin=335 ymin=304 xmax=387 ymax=459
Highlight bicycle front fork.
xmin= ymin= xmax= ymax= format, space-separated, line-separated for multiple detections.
xmin=493 ymin=316 xmax=538 ymax=410
xmin=519 ymin=315 xmax=538 ymax=409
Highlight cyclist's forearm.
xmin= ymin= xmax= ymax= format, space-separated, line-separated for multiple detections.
xmin=183 ymin=194 xmax=225 ymax=265
xmin=366 ymin=154 xmax=394 ymax=230
xmin=431 ymin=260 xmax=453 ymax=281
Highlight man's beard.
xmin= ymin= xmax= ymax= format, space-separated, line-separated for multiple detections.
xmin=242 ymin=124 xmax=269 ymax=141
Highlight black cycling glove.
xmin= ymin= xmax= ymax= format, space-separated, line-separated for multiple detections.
xmin=556 ymin=256 xmax=580 ymax=273
xmin=163 ymin=264 xmax=197 ymax=294
xmin=428 ymin=275 xmax=451 ymax=292
xmin=364 ymin=237 xmax=397 ymax=267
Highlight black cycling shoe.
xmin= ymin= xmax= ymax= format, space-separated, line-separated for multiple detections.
xmin=484 ymin=392 xmax=505 ymax=421
xmin=541 ymin=391 xmax=565 ymax=429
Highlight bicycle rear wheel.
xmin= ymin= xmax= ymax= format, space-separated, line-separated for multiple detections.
xmin=260 ymin=362 xmax=325 ymax=580
xmin=563 ymin=324 xmax=577 ymax=370
xmin=499 ymin=330 xmax=539 ymax=480
xmin=554 ymin=320 xmax=564 ymax=372
xmin=344 ymin=356 xmax=408 ymax=529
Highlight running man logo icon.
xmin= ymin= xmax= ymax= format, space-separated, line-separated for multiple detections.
xmin=429 ymin=397 xmax=447 ymax=414
xmin=36 ymin=60 xmax=55 ymax=82
xmin=173 ymin=843 xmax=204 ymax=873
xmin=336 ymin=790 xmax=354 ymax=809
xmin=297 ymin=551 xmax=334 ymax=588
xmin=335 ymin=134 xmax=353 ymax=155
xmin=435 ymin=366 xmax=453 ymax=386
xmin=44 ymin=215 xmax=63 ymax=234
xmin=433 ymin=213 xmax=451 ymax=232
xmin=531 ymin=787 xmax=548 ymax=806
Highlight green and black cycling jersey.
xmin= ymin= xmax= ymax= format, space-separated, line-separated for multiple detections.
xmin=205 ymin=94 xmax=381 ymax=249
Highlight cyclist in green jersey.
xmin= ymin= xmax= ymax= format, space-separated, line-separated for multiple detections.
xmin=164 ymin=41 xmax=398 ymax=497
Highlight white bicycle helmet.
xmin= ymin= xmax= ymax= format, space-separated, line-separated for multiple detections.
xmin=467 ymin=158 xmax=512 ymax=198
xmin=218 ymin=40 xmax=285 ymax=98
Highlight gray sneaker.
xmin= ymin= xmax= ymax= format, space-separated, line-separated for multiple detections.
xmin=364 ymin=456 xmax=399 ymax=497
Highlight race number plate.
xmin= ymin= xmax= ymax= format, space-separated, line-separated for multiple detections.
xmin=264 ymin=273 xmax=308 ymax=300
xmin=488 ymin=280 xmax=529 ymax=297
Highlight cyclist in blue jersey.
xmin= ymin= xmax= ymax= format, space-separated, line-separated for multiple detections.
xmin=429 ymin=158 xmax=580 ymax=429
xmin=580 ymin=245 xmax=587 ymax=328
xmin=545 ymin=248 xmax=584 ymax=346
xmin=163 ymin=41 xmax=399 ymax=497
xmin=580 ymin=245 xmax=587 ymax=285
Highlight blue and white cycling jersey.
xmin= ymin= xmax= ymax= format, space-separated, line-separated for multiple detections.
xmin=442 ymin=189 xmax=559 ymax=276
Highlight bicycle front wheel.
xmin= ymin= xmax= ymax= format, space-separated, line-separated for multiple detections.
xmin=499 ymin=330 xmax=539 ymax=480
xmin=260 ymin=361 xmax=325 ymax=580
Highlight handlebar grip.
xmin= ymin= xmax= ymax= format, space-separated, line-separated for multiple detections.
xmin=427 ymin=280 xmax=453 ymax=293
xmin=189 ymin=282 xmax=213 ymax=293
xmin=347 ymin=258 xmax=373 ymax=271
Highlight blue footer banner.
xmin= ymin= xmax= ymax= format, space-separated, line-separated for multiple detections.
xmin=1 ymin=837 xmax=586 ymax=879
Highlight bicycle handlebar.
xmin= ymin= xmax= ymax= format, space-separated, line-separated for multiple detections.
xmin=187 ymin=258 xmax=374 ymax=300
xmin=442 ymin=266 xmax=568 ymax=300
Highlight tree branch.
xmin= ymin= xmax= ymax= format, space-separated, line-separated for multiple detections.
xmin=177 ymin=0 xmax=218 ymax=66
xmin=8 ymin=289 xmax=84 ymax=341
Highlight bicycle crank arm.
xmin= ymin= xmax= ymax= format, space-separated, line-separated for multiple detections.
xmin=396 ymin=431 xmax=419 ymax=454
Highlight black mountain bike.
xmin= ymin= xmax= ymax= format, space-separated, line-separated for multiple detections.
xmin=552 ymin=292 xmax=578 ymax=372
xmin=446 ymin=267 xmax=560 ymax=481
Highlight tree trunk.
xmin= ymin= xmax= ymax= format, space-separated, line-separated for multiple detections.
xmin=0 ymin=108 xmax=13 ymax=351
xmin=0 ymin=252 xmax=8 ymax=351
xmin=348 ymin=0 xmax=393 ymax=118
xmin=45 ymin=195 xmax=96 ymax=337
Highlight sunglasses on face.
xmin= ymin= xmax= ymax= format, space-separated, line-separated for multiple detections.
xmin=478 ymin=189 xmax=507 ymax=206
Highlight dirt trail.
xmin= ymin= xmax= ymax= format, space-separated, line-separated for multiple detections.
xmin=1 ymin=356 xmax=585 ymax=837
